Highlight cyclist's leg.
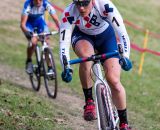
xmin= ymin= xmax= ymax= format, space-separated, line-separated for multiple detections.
xmin=72 ymin=27 xmax=95 ymax=92
xmin=97 ymin=25 xmax=130 ymax=128
xmin=25 ymin=23 xmax=38 ymax=73
xmin=74 ymin=40 xmax=94 ymax=88
xmin=103 ymin=58 xmax=130 ymax=128
xmin=74 ymin=40 xmax=96 ymax=120
xmin=25 ymin=23 xmax=39 ymax=59
xmin=27 ymin=38 xmax=38 ymax=60
xmin=72 ymin=27 xmax=96 ymax=120
xmin=103 ymin=59 xmax=126 ymax=109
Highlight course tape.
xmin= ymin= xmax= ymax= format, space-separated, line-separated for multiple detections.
xmin=131 ymin=42 xmax=160 ymax=56
xmin=124 ymin=20 xmax=160 ymax=39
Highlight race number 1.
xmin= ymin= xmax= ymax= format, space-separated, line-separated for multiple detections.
xmin=61 ymin=29 xmax=66 ymax=41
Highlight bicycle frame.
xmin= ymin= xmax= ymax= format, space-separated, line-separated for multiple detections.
xmin=34 ymin=31 xmax=58 ymax=70
xmin=33 ymin=31 xmax=58 ymax=57
xmin=36 ymin=39 xmax=48 ymax=66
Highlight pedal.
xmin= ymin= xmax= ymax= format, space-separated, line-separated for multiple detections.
xmin=47 ymin=72 xmax=55 ymax=80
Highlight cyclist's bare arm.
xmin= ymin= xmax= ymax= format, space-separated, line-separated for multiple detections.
xmin=50 ymin=13 xmax=60 ymax=30
xmin=46 ymin=1 xmax=60 ymax=30
xmin=20 ymin=15 xmax=28 ymax=33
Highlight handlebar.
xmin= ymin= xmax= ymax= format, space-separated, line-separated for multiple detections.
xmin=62 ymin=51 xmax=119 ymax=67
xmin=32 ymin=31 xmax=59 ymax=37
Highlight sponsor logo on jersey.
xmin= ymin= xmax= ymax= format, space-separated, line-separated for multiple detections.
xmin=103 ymin=4 xmax=113 ymax=16
xmin=122 ymin=35 xmax=127 ymax=52
xmin=62 ymin=12 xmax=75 ymax=24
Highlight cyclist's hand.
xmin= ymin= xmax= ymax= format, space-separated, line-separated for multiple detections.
xmin=25 ymin=31 xmax=33 ymax=39
xmin=119 ymin=57 xmax=132 ymax=71
xmin=61 ymin=68 xmax=73 ymax=83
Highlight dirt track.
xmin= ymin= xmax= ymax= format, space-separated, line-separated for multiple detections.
xmin=0 ymin=64 xmax=97 ymax=130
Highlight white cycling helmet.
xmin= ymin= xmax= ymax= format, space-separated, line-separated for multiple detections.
xmin=73 ymin=0 xmax=91 ymax=7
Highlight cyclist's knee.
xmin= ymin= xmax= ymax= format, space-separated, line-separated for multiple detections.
xmin=107 ymin=75 xmax=122 ymax=92
xmin=46 ymin=37 xmax=50 ymax=42
xmin=31 ymin=37 xmax=38 ymax=45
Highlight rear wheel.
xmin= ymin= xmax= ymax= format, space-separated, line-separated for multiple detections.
xmin=29 ymin=46 xmax=41 ymax=91
xmin=42 ymin=48 xmax=57 ymax=98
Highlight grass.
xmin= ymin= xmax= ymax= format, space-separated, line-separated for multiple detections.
xmin=0 ymin=0 xmax=160 ymax=130
xmin=0 ymin=82 xmax=72 ymax=130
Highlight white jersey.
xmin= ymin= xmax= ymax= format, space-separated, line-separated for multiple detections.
xmin=22 ymin=0 xmax=56 ymax=22
xmin=60 ymin=0 xmax=130 ymax=67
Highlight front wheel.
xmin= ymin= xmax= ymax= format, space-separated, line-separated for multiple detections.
xmin=96 ymin=83 xmax=109 ymax=130
xmin=42 ymin=48 xmax=57 ymax=98
xmin=29 ymin=65 xmax=41 ymax=91
xmin=29 ymin=46 xmax=41 ymax=91
xmin=96 ymin=83 xmax=119 ymax=130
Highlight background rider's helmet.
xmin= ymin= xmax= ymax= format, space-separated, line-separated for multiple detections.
xmin=73 ymin=0 xmax=91 ymax=7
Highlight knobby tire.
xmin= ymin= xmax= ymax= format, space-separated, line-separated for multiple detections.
xmin=30 ymin=45 xmax=41 ymax=91
xmin=96 ymin=83 xmax=110 ymax=130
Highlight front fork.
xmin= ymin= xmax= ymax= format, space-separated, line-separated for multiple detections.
xmin=35 ymin=45 xmax=43 ymax=76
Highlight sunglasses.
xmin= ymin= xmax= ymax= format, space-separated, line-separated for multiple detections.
xmin=74 ymin=0 xmax=91 ymax=7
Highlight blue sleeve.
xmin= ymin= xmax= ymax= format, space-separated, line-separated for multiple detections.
xmin=22 ymin=0 xmax=31 ymax=15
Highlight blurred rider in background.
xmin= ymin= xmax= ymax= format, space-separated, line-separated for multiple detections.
xmin=20 ymin=0 xmax=60 ymax=74
xmin=59 ymin=0 xmax=132 ymax=130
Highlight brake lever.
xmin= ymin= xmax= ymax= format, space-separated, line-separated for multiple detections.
xmin=118 ymin=44 xmax=124 ymax=57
